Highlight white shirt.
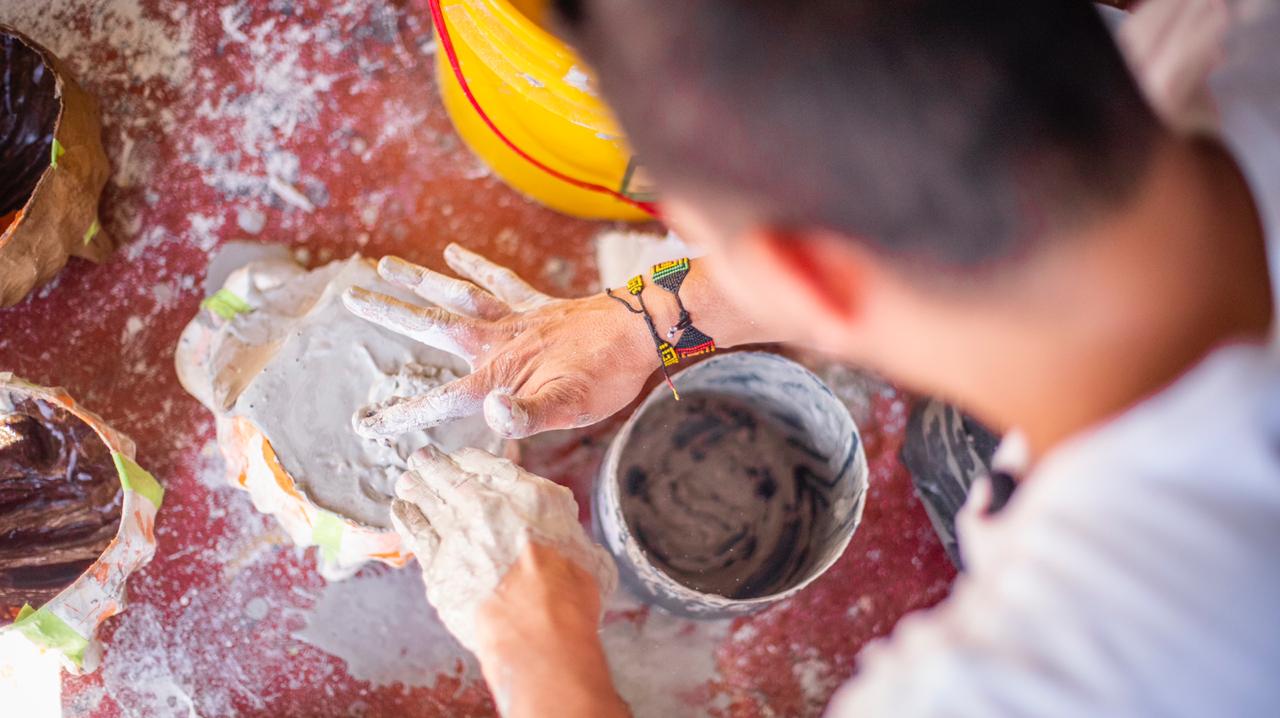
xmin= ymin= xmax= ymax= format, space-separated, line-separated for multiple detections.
xmin=828 ymin=2 xmax=1280 ymax=715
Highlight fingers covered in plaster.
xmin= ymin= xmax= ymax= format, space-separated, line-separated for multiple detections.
xmin=390 ymin=498 xmax=441 ymax=561
xmin=405 ymin=445 xmax=472 ymax=489
xmin=394 ymin=468 xmax=457 ymax=546
xmin=389 ymin=445 xmax=619 ymax=652
xmin=396 ymin=460 xmax=445 ymax=504
xmin=353 ymin=370 xmax=492 ymax=438
xmin=443 ymin=243 xmax=549 ymax=307
xmin=343 ymin=286 xmax=490 ymax=363
xmin=451 ymin=447 xmax=519 ymax=484
xmin=377 ymin=255 xmax=510 ymax=321
xmin=414 ymin=448 xmax=493 ymax=518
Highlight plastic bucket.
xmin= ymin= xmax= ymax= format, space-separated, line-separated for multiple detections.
xmin=433 ymin=0 xmax=653 ymax=220
xmin=595 ymin=352 xmax=868 ymax=618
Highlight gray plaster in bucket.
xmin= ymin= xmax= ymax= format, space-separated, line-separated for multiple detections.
xmin=595 ymin=352 xmax=868 ymax=618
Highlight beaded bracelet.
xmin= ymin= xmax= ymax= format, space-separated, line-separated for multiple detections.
xmin=605 ymin=260 xmax=718 ymax=400
xmin=651 ymin=258 xmax=716 ymax=359
xmin=606 ymin=274 xmax=680 ymax=400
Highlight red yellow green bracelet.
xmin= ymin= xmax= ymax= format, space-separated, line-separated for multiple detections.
xmin=605 ymin=258 xmax=718 ymax=400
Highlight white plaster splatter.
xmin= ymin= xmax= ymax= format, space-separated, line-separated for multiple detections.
xmin=601 ymin=593 xmax=731 ymax=718
xmin=191 ymin=8 xmax=340 ymax=210
xmin=95 ymin=443 xmax=298 ymax=717
xmin=187 ymin=212 xmax=226 ymax=252
xmin=291 ymin=566 xmax=478 ymax=688
xmin=235 ymin=206 xmax=266 ymax=235
xmin=792 ymin=648 xmax=841 ymax=714
xmin=563 ymin=65 xmax=593 ymax=93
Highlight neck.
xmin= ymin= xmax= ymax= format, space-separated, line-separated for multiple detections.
xmin=948 ymin=138 xmax=1272 ymax=458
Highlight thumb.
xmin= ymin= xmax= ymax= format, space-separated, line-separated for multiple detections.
xmin=482 ymin=380 xmax=593 ymax=439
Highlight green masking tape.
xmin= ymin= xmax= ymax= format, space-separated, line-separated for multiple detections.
xmin=312 ymin=511 xmax=345 ymax=564
xmin=200 ymin=289 xmax=254 ymax=320
xmin=50 ymin=138 xmax=65 ymax=168
xmin=14 ymin=603 xmax=89 ymax=667
xmin=113 ymin=452 xmax=165 ymax=508
xmin=83 ymin=219 xmax=100 ymax=246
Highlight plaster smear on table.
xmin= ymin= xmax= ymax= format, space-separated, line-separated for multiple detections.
xmin=595 ymin=229 xmax=699 ymax=289
xmin=601 ymin=592 xmax=732 ymax=718
xmin=291 ymin=566 xmax=478 ymax=688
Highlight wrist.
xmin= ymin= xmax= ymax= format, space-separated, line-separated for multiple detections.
xmin=464 ymin=538 xmax=623 ymax=717
xmin=472 ymin=542 xmax=609 ymax=677
xmin=474 ymin=600 xmax=600 ymax=669
xmin=596 ymin=289 xmax=666 ymax=373
xmin=476 ymin=636 xmax=626 ymax=718
xmin=639 ymin=281 xmax=682 ymax=348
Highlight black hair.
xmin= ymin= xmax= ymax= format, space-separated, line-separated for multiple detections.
xmin=552 ymin=0 xmax=1160 ymax=267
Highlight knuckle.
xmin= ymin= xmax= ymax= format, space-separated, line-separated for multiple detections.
xmin=551 ymin=375 xmax=592 ymax=405
xmin=485 ymin=342 xmax=523 ymax=380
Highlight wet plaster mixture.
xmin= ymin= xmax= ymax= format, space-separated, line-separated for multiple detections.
xmin=181 ymin=253 xmax=498 ymax=531
xmin=619 ymin=392 xmax=837 ymax=600
xmin=0 ymin=1 xmax=955 ymax=716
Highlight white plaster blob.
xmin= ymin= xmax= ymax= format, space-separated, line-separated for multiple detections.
xmin=291 ymin=566 xmax=477 ymax=688
xmin=238 ymin=261 xmax=491 ymax=528
xmin=563 ymin=64 xmax=594 ymax=94
xmin=792 ymin=648 xmax=842 ymax=715
xmin=235 ymin=206 xmax=266 ymax=235
xmin=201 ymin=241 xmax=293 ymax=295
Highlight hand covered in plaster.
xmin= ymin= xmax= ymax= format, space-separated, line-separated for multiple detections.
xmin=389 ymin=445 xmax=618 ymax=655
xmin=343 ymin=244 xmax=657 ymax=439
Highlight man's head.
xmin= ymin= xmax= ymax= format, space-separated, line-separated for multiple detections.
xmin=551 ymin=0 xmax=1229 ymax=442
xmin=553 ymin=0 xmax=1157 ymax=265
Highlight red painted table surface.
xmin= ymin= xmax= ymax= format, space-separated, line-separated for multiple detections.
xmin=0 ymin=1 xmax=955 ymax=715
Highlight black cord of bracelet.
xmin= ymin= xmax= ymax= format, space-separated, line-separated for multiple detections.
xmin=605 ymin=288 xmax=638 ymax=312
xmin=606 ymin=288 xmax=660 ymax=339
xmin=606 ymin=288 xmax=680 ymax=399
xmin=668 ymin=293 xmax=693 ymax=339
